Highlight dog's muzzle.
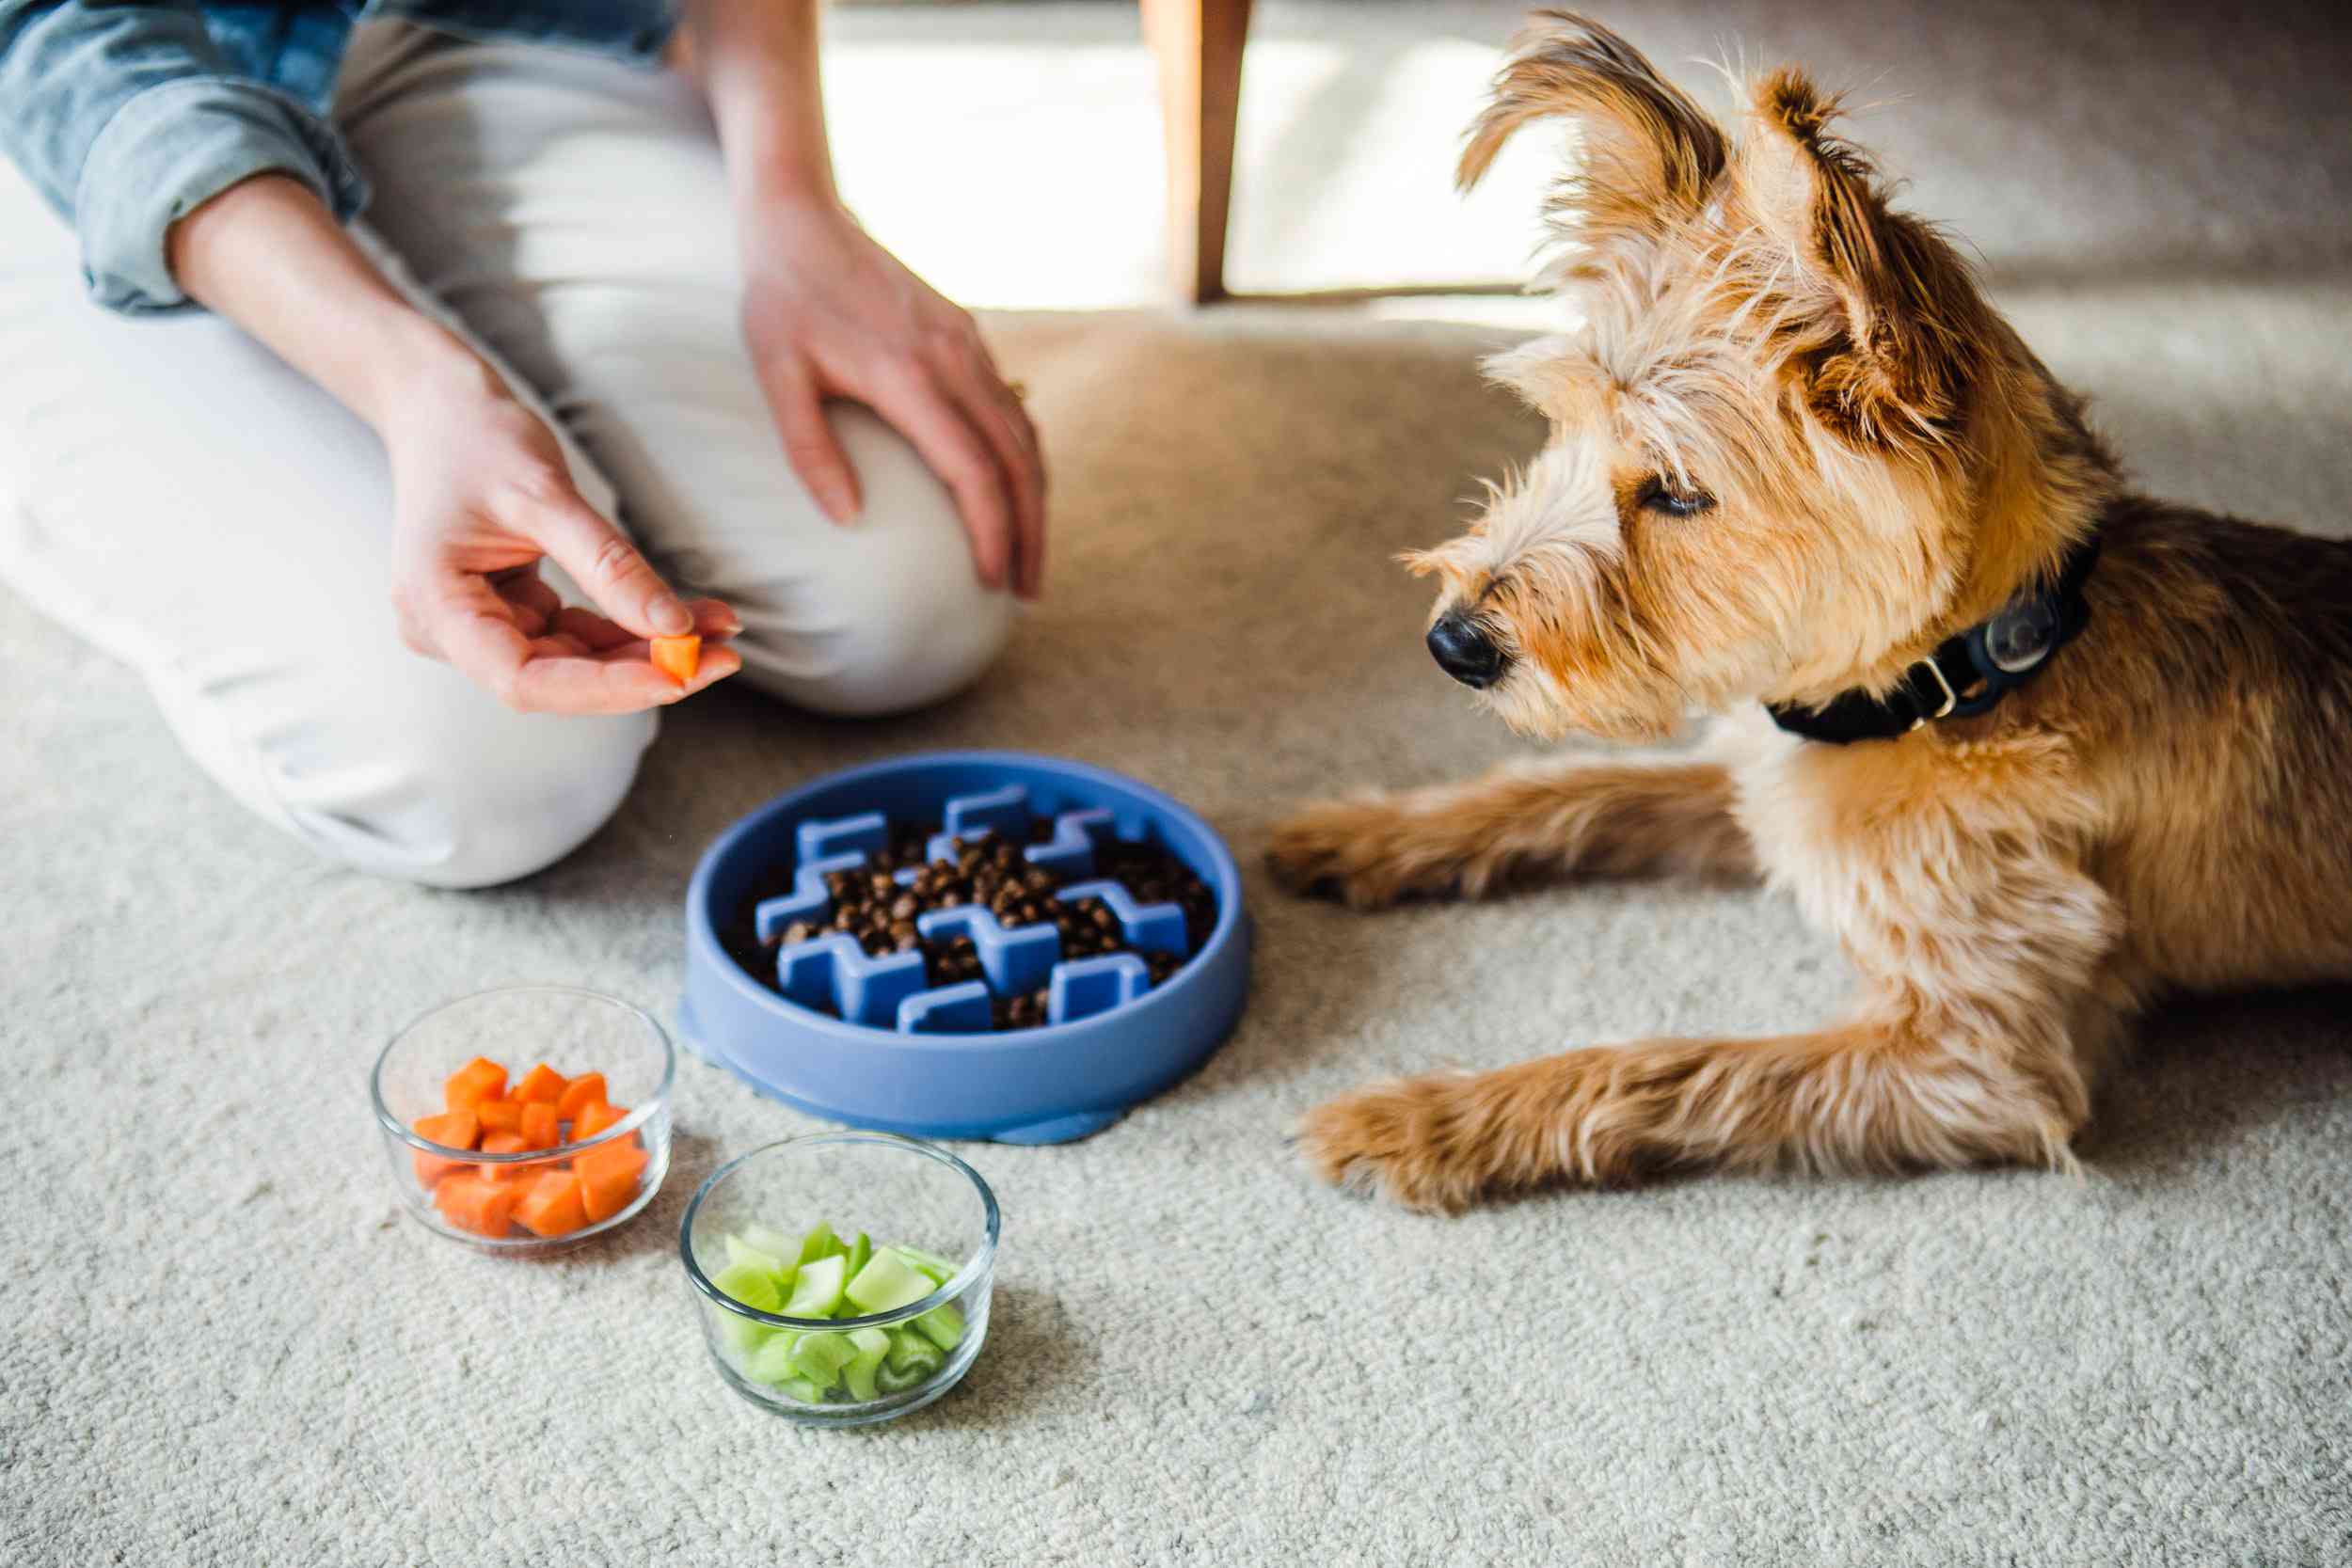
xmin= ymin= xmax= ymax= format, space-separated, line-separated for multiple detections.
xmin=1427 ymin=611 xmax=1509 ymax=689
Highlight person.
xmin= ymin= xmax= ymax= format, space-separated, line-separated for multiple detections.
xmin=0 ymin=1 xmax=1045 ymax=887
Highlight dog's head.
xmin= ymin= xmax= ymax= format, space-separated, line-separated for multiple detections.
xmin=1412 ymin=12 xmax=2112 ymax=740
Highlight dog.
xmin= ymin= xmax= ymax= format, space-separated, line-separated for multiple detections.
xmin=1266 ymin=12 xmax=2352 ymax=1212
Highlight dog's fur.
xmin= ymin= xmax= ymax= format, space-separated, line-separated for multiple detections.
xmin=1266 ymin=12 xmax=2352 ymax=1212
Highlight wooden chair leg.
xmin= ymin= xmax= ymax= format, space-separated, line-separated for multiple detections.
xmin=1141 ymin=0 xmax=1252 ymax=305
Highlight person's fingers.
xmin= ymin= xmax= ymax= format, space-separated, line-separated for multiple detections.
xmin=685 ymin=596 xmax=743 ymax=639
xmin=490 ymin=566 xmax=563 ymax=635
xmin=420 ymin=569 xmax=681 ymax=713
xmin=866 ymin=369 xmax=1015 ymax=590
xmin=752 ymin=354 xmax=861 ymax=524
xmin=501 ymin=479 xmax=692 ymax=640
xmin=551 ymin=606 xmax=639 ymax=653
xmin=942 ymin=357 xmax=1046 ymax=599
xmin=529 ymin=632 xmax=595 ymax=658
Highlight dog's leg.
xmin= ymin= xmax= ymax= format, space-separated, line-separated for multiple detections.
xmin=1265 ymin=759 xmax=1754 ymax=909
xmin=1297 ymin=1001 xmax=2134 ymax=1212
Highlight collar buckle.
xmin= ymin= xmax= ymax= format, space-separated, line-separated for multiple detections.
xmin=1907 ymin=657 xmax=1960 ymax=730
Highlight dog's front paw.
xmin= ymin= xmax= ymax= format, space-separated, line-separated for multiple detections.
xmin=1296 ymin=1074 xmax=1491 ymax=1213
xmin=1265 ymin=798 xmax=1445 ymax=910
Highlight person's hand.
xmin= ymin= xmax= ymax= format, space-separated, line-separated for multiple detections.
xmin=378 ymin=359 xmax=742 ymax=714
xmin=737 ymin=196 xmax=1045 ymax=599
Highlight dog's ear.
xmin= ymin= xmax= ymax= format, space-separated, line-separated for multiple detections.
xmin=1738 ymin=68 xmax=1991 ymax=450
xmin=1458 ymin=11 xmax=1727 ymax=263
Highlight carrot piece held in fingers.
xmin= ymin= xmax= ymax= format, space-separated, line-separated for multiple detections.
xmin=650 ymin=635 xmax=700 ymax=682
xmin=554 ymin=1071 xmax=606 ymax=1124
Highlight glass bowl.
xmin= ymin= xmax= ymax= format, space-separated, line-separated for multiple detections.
xmin=371 ymin=985 xmax=675 ymax=1252
xmin=680 ymin=1132 xmax=998 ymax=1425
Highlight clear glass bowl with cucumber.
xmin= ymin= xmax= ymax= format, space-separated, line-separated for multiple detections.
xmin=679 ymin=1132 xmax=997 ymax=1424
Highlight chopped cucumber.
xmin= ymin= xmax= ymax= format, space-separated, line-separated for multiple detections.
xmin=846 ymin=1230 xmax=872 ymax=1281
xmin=846 ymin=1249 xmax=933 ymax=1315
xmin=711 ymin=1259 xmax=784 ymax=1314
xmin=873 ymin=1360 xmax=930 ymax=1394
xmin=891 ymin=1244 xmax=961 ymax=1284
xmin=724 ymin=1234 xmax=790 ymax=1281
xmin=746 ymin=1333 xmax=802 ymax=1386
xmin=885 ymin=1327 xmax=942 ymax=1376
xmin=720 ymin=1315 xmax=776 ymax=1355
xmin=738 ymin=1222 xmax=797 ymax=1261
xmin=914 ymin=1302 xmax=965 ymax=1352
xmin=778 ymin=1376 xmax=827 ymax=1403
xmin=843 ymin=1327 xmax=891 ymax=1401
xmin=796 ymin=1221 xmax=840 ymax=1267
xmin=782 ymin=1253 xmax=849 ymax=1317
xmin=788 ymin=1330 xmax=856 ymax=1385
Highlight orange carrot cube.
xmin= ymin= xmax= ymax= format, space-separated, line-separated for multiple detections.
xmin=444 ymin=1056 xmax=508 ymax=1114
xmin=475 ymin=1099 xmax=524 ymax=1134
xmin=477 ymin=1131 xmax=538 ymax=1182
xmin=410 ymin=1109 xmax=479 ymax=1185
xmin=514 ymin=1170 xmax=588 ymax=1238
xmin=574 ymin=1142 xmax=650 ymax=1223
xmin=518 ymin=1101 xmax=559 ymax=1150
xmin=570 ymin=1101 xmax=629 ymax=1144
xmin=434 ymin=1172 xmax=519 ymax=1237
xmin=513 ymin=1064 xmax=566 ymax=1105
xmin=555 ymin=1071 xmax=607 ymax=1124
xmin=650 ymin=635 xmax=700 ymax=682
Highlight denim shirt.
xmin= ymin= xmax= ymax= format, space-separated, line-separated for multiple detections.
xmin=0 ymin=2 xmax=675 ymax=314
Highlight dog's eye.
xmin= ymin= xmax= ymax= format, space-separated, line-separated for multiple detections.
xmin=1638 ymin=476 xmax=1716 ymax=517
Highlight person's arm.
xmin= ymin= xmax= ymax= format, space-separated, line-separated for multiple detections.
xmin=164 ymin=175 xmax=739 ymax=713
xmin=675 ymin=0 xmax=1048 ymax=600
xmin=0 ymin=0 xmax=363 ymax=313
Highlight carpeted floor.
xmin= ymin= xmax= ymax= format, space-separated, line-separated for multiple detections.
xmin=5 ymin=5 xmax=2350 ymax=1565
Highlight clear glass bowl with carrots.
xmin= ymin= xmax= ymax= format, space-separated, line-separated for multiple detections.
xmin=371 ymin=986 xmax=675 ymax=1251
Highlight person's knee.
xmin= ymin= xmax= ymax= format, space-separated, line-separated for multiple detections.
xmin=731 ymin=405 xmax=1015 ymax=717
xmin=216 ymin=656 xmax=658 ymax=890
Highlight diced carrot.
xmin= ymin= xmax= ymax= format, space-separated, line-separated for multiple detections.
xmin=570 ymin=1101 xmax=629 ymax=1144
xmin=574 ymin=1141 xmax=649 ymax=1223
xmin=514 ymin=1169 xmax=588 ymax=1238
xmin=475 ymin=1099 xmax=524 ymax=1134
xmin=554 ymin=1071 xmax=607 ymax=1124
xmin=518 ymin=1101 xmax=559 ymax=1150
xmin=434 ymin=1172 xmax=519 ymax=1238
xmin=477 ymin=1131 xmax=540 ymax=1182
xmin=410 ymin=1109 xmax=479 ymax=1185
xmin=445 ymin=1056 xmax=508 ymax=1114
xmin=513 ymin=1063 xmax=566 ymax=1105
xmin=650 ymin=634 xmax=700 ymax=682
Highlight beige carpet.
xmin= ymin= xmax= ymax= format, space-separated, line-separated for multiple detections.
xmin=6 ymin=4 xmax=2350 ymax=1564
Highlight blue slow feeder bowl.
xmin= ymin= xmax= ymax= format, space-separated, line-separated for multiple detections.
xmin=680 ymin=752 xmax=1251 ymax=1144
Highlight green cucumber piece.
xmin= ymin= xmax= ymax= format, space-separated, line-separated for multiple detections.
xmin=796 ymin=1221 xmax=840 ymax=1267
xmin=891 ymin=1245 xmax=960 ymax=1284
xmin=724 ymin=1234 xmax=791 ymax=1282
xmin=719 ymin=1315 xmax=776 ymax=1355
xmin=782 ymin=1253 xmax=849 ymax=1318
xmin=778 ymin=1376 xmax=827 ymax=1403
xmin=788 ymin=1330 xmax=856 ymax=1389
xmin=914 ymin=1302 xmax=965 ymax=1352
xmin=710 ymin=1259 xmax=784 ymax=1314
xmin=738 ymin=1222 xmax=797 ymax=1261
xmin=846 ymin=1230 xmax=872 ymax=1280
xmin=845 ymin=1249 xmax=933 ymax=1315
xmin=885 ymin=1327 xmax=942 ymax=1376
xmin=873 ymin=1358 xmax=930 ymax=1394
xmin=745 ymin=1332 xmax=802 ymax=1386
xmin=842 ymin=1327 xmax=891 ymax=1401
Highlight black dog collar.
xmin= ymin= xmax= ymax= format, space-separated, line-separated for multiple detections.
xmin=1766 ymin=534 xmax=2102 ymax=745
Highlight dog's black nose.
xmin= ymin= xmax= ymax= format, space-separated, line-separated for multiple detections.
xmin=1426 ymin=611 xmax=1508 ymax=689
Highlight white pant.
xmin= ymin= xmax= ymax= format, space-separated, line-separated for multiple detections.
xmin=0 ymin=24 xmax=1012 ymax=888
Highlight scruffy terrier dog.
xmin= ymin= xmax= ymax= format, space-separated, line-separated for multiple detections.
xmin=1268 ymin=13 xmax=2352 ymax=1212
